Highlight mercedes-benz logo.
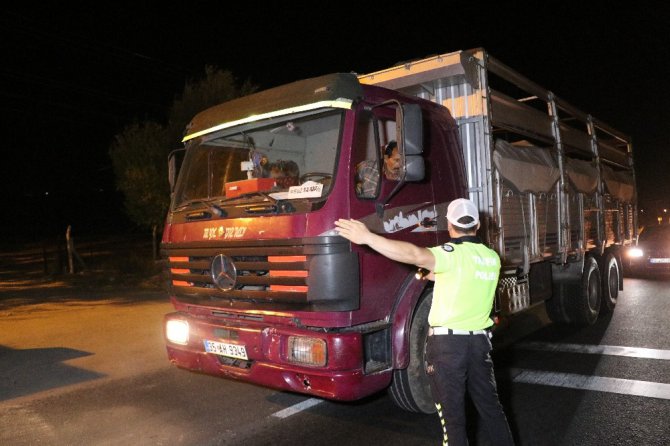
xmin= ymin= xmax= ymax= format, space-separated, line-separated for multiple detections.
xmin=210 ymin=254 xmax=237 ymax=291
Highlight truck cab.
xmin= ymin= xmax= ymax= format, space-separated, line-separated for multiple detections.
xmin=163 ymin=73 xmax=462 ymax=408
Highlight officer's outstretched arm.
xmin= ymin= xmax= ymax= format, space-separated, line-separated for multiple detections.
xmin=334 ymin=218 xmax=435 ymax=271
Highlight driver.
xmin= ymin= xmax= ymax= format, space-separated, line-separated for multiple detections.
xmin=356 ymin=140 xmax=401 ymax=197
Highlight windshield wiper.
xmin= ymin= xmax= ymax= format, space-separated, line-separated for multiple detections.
xmin=174 ymin=199 xmax=228 ymax=218
xmin=175 ymin=192 xmax=295 ymax=218
xmin=245 ymin=199 xmax=296 ymax=214
xmin=216 ymin=191 xmax=298 ymax=215
xmin=218 ymin=191 xmax=277 ymax=204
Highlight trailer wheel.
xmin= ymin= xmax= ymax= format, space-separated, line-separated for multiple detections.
xmin=388 ymin=290 xmax=435 ymax=414
xmin=570 ymin=256 xmax=601 ymax=326
xmin=601 ymin=253 xmax=619 ymax=313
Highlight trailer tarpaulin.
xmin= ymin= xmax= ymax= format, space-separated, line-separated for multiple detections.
xmin=602 ymin=165 xmax=635 ymax=202
xmin=565 ymin=158 xmax=599 ymax=195
xmin=493 ymin=140 xmax=559 ymax=193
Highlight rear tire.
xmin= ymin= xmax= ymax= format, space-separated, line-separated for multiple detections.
xmin=570 ymin=256 xmax=601 ymax=326
xmin=388 ymin=290 xmax=435 ymax=414
xmin=601 ymin=253 xmax=619 ymax=313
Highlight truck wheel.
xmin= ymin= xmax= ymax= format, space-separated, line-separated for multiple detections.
xmin=570 ymin=256 xmax=601 ymax=326
xmin=388 ymin=290 xmax=435 ymax=414
xmin=601 ymin=253 xmax=619 ymax=313
xmin=545 ymin=283 xmax=572 ymax=324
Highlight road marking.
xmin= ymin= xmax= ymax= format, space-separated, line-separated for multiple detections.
xmin=515 ymin=342 xmax=670 ymax=360
xmin=511 ymin=369 xmax=670 ymax=400
xmin=270 ymin=343 xmax=669 ymax=418
xmin=271 ymin=398 xmax=323 ymax=419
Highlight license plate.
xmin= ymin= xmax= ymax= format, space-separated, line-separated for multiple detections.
xmin=204 ymin=339 xmax=248 ymax=360
xmin=650 ymin=258 xmax=670 ymax=264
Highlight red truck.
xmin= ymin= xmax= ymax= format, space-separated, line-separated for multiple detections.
xmin=162 ymin=48 xmax=636 ymax=413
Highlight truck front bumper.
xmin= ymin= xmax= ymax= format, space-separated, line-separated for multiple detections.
xmin=164 ymin=312 xmax=392 ymax=401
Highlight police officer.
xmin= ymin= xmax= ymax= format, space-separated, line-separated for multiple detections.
xmin=335 ymin=198 xmax=514 ymax=446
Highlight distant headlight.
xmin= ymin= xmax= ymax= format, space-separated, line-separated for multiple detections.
xmin=166 ymin=319 xmax=190 ymax=345
xmin=628 ymin=247 xmax=644 ymax=258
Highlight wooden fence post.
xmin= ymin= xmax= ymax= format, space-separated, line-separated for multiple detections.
xmin=66 ymin=225 xmax=74 ymax=274
xmin=65 ymin=225 xmax=87 ymax=274
xmin=152 ymin=224 xmax=158 ymax=261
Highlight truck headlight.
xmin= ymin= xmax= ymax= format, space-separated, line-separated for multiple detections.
xmin=287 ymin=336 xmax=327 ymax=367
xmin=166 ymin=320 xmax=190 ymax=345
xmin=628 ymin=248 xmax=644 ymax=258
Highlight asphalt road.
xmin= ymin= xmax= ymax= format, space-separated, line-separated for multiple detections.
xmin=1 ymin=257 xmax=668 ymax=445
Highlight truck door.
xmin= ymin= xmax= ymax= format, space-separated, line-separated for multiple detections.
xmin=345 ymin=103 xmax=435 ymax=318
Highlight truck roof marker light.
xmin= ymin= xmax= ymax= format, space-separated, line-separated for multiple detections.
xmin=182 ymin=99 xmax=353 ymax=142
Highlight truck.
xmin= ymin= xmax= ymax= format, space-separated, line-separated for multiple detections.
xmin=162 ymin=48 xmax=637 ymax=413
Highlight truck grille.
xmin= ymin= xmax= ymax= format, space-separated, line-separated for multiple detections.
xmin=168 ymin=247 xmax=308 ymax=302
xmin=162 ymin=237 xmax=359 ymax=310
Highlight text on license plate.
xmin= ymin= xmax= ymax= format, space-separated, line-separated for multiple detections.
xmin=649 ymin=258 xmax=670 ymax=264
xmin=204 ymin=340 xmax=248 ymax=360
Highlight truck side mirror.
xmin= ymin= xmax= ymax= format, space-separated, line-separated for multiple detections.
xmin=168 ymin=148 xmax=186 ymax=192
xmin=397 ymin=103 xmax=423 ymax=155
xmin=405 ymin=155 xmax=425 ymax=182
xmin=396 ymin=103 xmax=425 ymax=181
xmin=374 ymin=100 xmax=427 ymax=217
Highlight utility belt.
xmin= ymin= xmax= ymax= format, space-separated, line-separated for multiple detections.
xmin=428 ymin=327 xmax=491 ymax=336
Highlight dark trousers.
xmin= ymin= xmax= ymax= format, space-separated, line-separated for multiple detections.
xmin=425 ymin=333 xmax=514 ymax=446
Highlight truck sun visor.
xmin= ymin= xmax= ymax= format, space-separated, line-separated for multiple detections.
xmin=183 ymin=73 xmax=362 ymax=142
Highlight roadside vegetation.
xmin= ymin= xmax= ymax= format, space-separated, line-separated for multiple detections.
xmin=109 ymin=67 xmax=256 ymax=234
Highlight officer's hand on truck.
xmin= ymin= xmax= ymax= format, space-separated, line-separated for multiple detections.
xmin=335 ymin=218 xmax=435 ymax=281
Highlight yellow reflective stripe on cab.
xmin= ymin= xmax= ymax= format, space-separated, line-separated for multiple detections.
xmin=182 ymin=98 xmax=353 ymax=142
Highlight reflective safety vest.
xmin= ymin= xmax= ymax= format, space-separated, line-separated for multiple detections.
xmin=427 ymin=236 xmax=500 ymax=330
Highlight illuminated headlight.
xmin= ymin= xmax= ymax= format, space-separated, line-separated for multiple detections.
xmin=287 ymin=336 xmax=327 ymax=367
xmin=166 ymin=320 xmax=190 ymax=345
xmin=628 ymin=248 xmax=644 ymax=258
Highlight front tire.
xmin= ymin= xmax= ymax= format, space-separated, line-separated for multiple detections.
xmin=388 ymin=290 xmax=435 ymax=414
xmin=546 ymin=281 xmax=573 ymax=324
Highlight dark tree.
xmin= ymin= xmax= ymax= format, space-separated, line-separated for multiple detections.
xmin=110 ymin=67 xmax=257 ymax=232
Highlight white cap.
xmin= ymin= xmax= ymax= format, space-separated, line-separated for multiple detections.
xmin=446 ymin=198 xmax=479 ymax=229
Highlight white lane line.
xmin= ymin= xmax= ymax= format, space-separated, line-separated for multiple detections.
xmin=271 ymin=398 xmax=324 ymax=419
xmin=511 ymin=369 xmax=670 ymax=400
xmin=515 ymin=342 xmax=670 ymax=360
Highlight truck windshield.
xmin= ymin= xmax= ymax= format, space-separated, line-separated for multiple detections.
xmin=173 ymin=109 xmax=343 ymax=209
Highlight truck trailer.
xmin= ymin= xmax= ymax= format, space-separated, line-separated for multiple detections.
xmin=162 ymin=48 xmax=636 ymax=413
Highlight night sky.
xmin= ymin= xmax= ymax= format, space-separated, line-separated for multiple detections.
xmin=2 ymin=2 xmax=669 ymax=237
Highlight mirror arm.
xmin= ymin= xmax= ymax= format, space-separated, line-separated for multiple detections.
xmin=375 ymin=180 xmax=406 ymax=218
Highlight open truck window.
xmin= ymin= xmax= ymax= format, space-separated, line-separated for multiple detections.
xmin=353 ymin=107 xmax=398 ymax=199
